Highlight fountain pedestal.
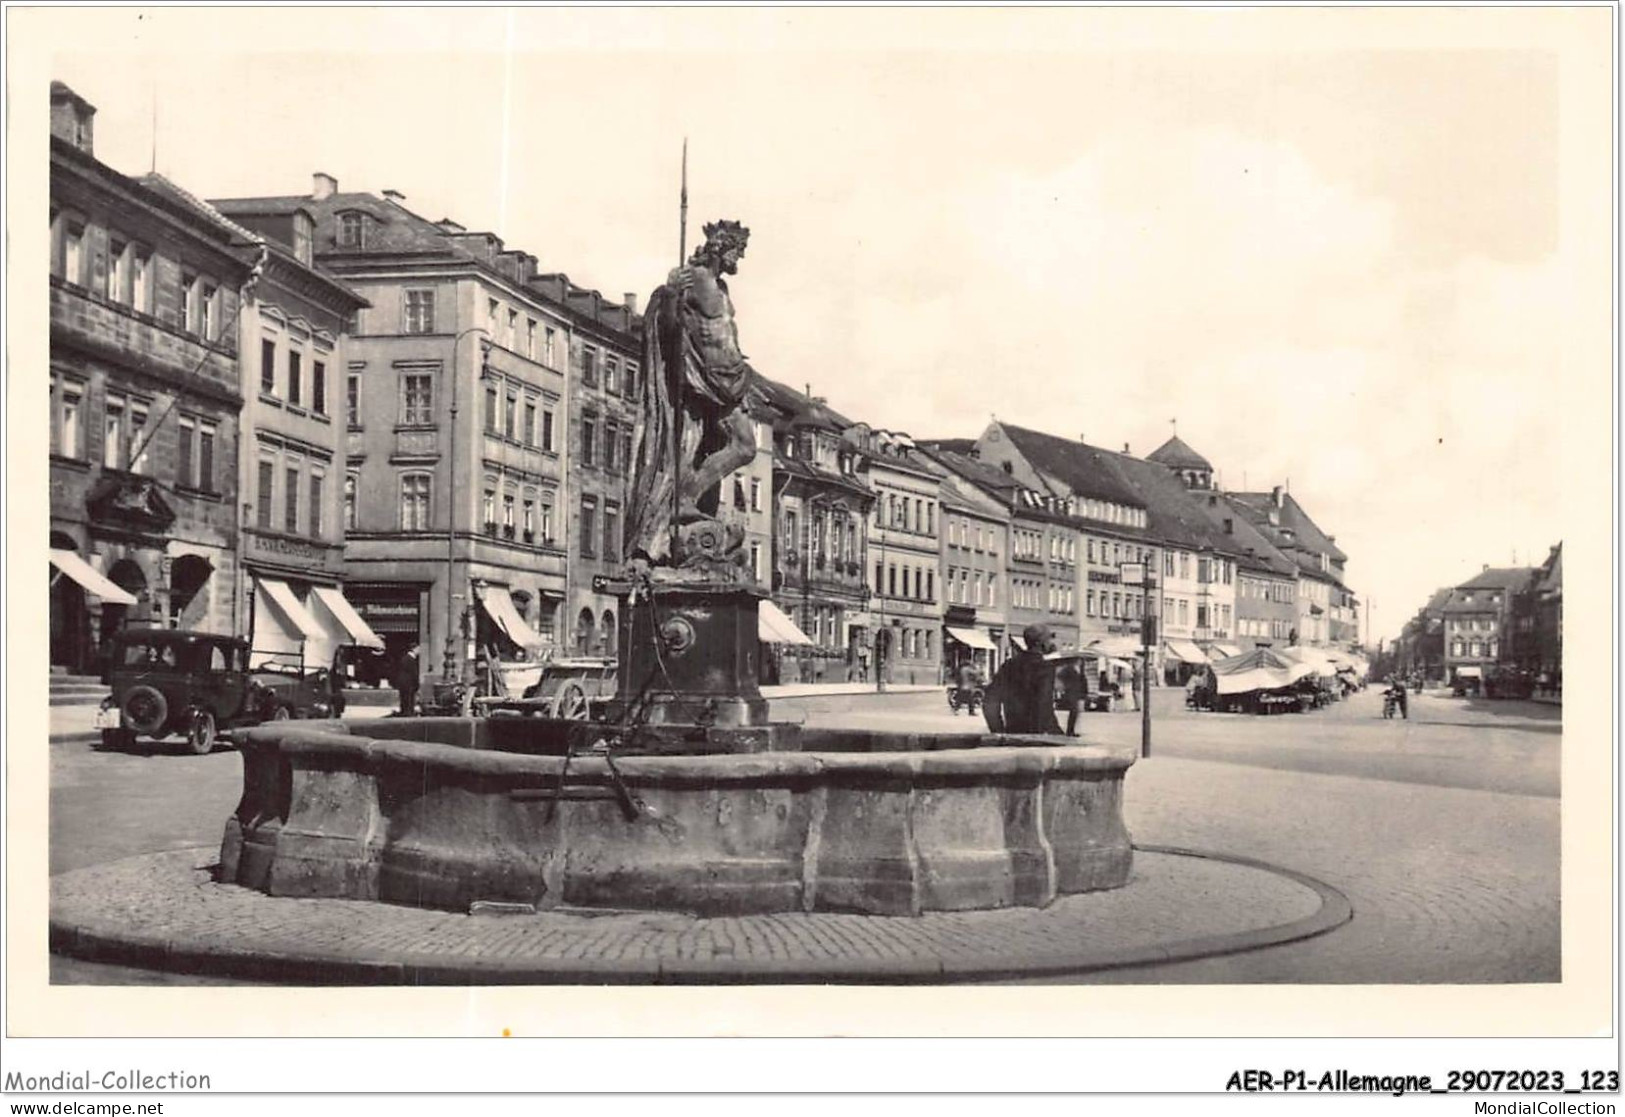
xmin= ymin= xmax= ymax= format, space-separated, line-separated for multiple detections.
xmin=607 ymin=579 xmax=771 ymax=730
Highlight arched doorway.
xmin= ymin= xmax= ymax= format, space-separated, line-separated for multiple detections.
xmin=575 ymin=608 xmax=595 ymax=656
xmin=600 ymin=610 xmax=617 ymax=657
xmin=104 ymin=558 xmax=148 ymax=637
xmin=50 ymin=532 xmax=86 ymax=670
xmin=168 ymin=554 xmax=213 ymax=629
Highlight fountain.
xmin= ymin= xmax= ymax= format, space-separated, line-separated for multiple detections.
xmin=217 ymin=220 xmax=1135 ymax=918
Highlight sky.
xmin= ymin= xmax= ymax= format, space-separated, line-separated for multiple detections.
xmin=37 ymin=8 xmax=1607 ymax=644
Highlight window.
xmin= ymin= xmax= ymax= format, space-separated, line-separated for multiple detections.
xmin=257 ymin=460 xmax=275 ymax=529
xmin=504 ymin=386 xmax=517 ymax=440
xmin=284 ymin=466 xmax=301 ymax=534
xmin=544 ymin=326 xmax=558 ymax=366
xmin=54 ymin=377 xmax=83 ymax=459
xmin=62 ymin=223 xmax=84 ymax=284
xmin=310 ymin=472 xmax=325 ymax=539
xmin=525 ymin=319 xmax=537 ymax=360
xmin=131 ymin=250 xmax=150 ymax=312
xmin=177 ymin=417 xmax=194 ymax=486
xmin=193 ymin=419 xmax=216 ymax=495
xmin=507 ymin=309 xmax=518 ymax=348
xmin=484 ymin=382 xmax=499 ymax=433
xmin=261 ymin=339 xmax=277 ymax=395
xmin=181 ymin=273 xmax=200 ymax=332
xmin=337 ymin=212 xmax=365 ymax=250
xmin=487 ymin=299 xmax=500 ymax=340
xmin=888 ymin=564 xmax=897 ymax=597
xmin=581 ymin=345 xmax=598 ymax=386
xmin=344 ymin=473 xmax=358 ymax=530
xmin=123 ymin=403 xmax=149 ymax=475
xmin=106 ymin=237 xmax=127 ymax=302
xmin=751 ymin=542 xmax=763 ymax=581
xmin=625 ymin=363 xmax=639 ymax=398
xmin=621 ymin=428 xmax=633 ymax=474
xmin=604 ymin=421 xmax=620 ymax=472
xmin=312 ymin=361 xmax=327 ymax=416
xmin=581 ymin=411 xmax=597 ymax=466
xmin=580 ymin=497 xmax=597 ymax=558
xmin=345 ymin=373 xmax=361 ymax=427
xmin=523 ymin=398 xmax=537 ymax=445
xmin=522 ymin=497 xmax=537 ymax=543
xmin=926 ymin=570 xmax=935 ymax=601
xmin=400 ymin=474 xmax=431 ymax=530
xmin=1087 ymin=589 xmax=1096 ymax=616
xmin=401 ymin=374 xmax=433 ymax=425
xmin=502 ymin=492 xmax=515 ymax=539
xmin=287 ymin=350 xmax=302 ymax=407
xmin=605 ymin=357 xmax=619 ymax=395
xmin=541 ymin=408 xmax=556 ymax=452
xmin=293 ymin=214 xmax=313 ymax=265
xmin=483 ymin=487 xmax=497 ymax=533
xmin=200 ymin=282 xmax=218 ymax=341
xmin=540 ymin=496 xmax=554 ymax=543
xmin=604 ymin=502 xmax=621 ymax=563
xmin=404 ymin=290 xmax=436 ymax=334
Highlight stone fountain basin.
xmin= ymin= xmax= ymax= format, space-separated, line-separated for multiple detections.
xmin=220 ymin=718 xmax=1134 ymax=917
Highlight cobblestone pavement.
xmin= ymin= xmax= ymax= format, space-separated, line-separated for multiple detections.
xmin=46 ymin=687 xmax=1560 ymax=983
xmin=50 ymin=846 xmax=1332 ymax=983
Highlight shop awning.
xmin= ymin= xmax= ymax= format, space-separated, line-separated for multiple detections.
xmin=258 ymin=578 xmax=324 ymax=640
xmin=1455 ymin=665 xmax=1483 ymax=678
xmin=1008 ymin=633 xmax=1027 ymax=650
xmin=310 ymin=586 xmax=385 ymax=650
xmin=1207 ymin=643 xmax=1241 ymax=659
xmin=1163 ymin=639 xmax=1208 ymax=664
xmin=945 ymin=626 xmax=998 ymax=652
xmin=49 ymin=549 xmax=137 ymax=605
xmin=759 ymin=600 xmax=813 ymax=646
xmin=1087 ymin=635 xmax=1146 ymax=658
xmin=478 ymin=584 xmax=546 ymax=649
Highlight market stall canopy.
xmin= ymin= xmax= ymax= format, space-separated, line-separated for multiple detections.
xmin=478 ymin=584 xmax=546 ymax=650
xmin=1207 ymin=643 xmax=1241 ymax=660
xmin=258 ymin=578 xmax=324 ymax=641
xmin=1280 ymin=645 xmax=1339 ymax=678
xmin=49 ymin=549 xmax=138 ymax=605
xmin=310 ymin=585 xmax=385 ymax=649
xmin=1210 ymin=647 xmax=1318 ymax=695
xmin=759 ymin=599 xmax=813 ymax=646
xmin=945 ymin=626 xmax=998 ymax=652
xmin=1163 ymin=639 xmax=1209 ymax=665
xmin=1087 ymin=635 xmax=1145 ymax=658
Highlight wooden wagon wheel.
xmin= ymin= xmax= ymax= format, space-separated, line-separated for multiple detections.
xmin=553 ymin=681 xmax=589 ymax=720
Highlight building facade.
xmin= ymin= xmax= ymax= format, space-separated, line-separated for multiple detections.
xmin=49 ymin=83 xmax=248 ymax=673
xmin=1442 ymin=566 xmax=1533 ymax=690
xmin=202 ymin=190 xmax=374 ymax=670
xmin=213 ymin=178 xmax=586 ymax=683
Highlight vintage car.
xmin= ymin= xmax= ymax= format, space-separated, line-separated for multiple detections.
xmin=96 ymin=628 xmax=346 ymax=754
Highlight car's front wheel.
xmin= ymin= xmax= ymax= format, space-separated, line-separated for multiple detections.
xmin=188 ymin=709 xmax=217 ymax=755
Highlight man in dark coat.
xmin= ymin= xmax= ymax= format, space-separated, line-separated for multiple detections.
xmin=983 ymin=623 xmax=1063 ymax=735
xmin=394 ymin=642 xmax=420 ymax=716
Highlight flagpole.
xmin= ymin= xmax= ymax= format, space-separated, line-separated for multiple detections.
xmin=678 ymin=137 xmax=688 ymax=265
xmin=670 ymin=139 xmax=688 ymax=560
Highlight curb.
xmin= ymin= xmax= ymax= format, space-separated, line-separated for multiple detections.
xmin=49 ymin=845 xmax=1353 ymax=985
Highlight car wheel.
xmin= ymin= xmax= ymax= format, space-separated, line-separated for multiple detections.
xmin=553 ymin=682 xmax=589 ymax=720
xmin=188 ymin=709 xmax=217 ymax=755
xmin=120 ymin=684 xmax=169 ymax=737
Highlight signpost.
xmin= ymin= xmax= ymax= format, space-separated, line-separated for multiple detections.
xmin=1120 ymin=561 xmax=1154 ymax=758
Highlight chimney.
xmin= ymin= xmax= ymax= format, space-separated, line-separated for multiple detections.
xmin=1482 ymin=563 xmax=1489 ymax=572
xmin=1224 ymin=517 xmax=1235 ymax=534
xmin=1123 ymin=442 xmax=1130 ymax=454
xmin=436 ymin=219 xmax=466 ymax=233
xmin=382 ymin=189 xmax=406 ymax=205
xmin=1271 ymin=485 xmax=1284 ymax=508
xmin=624 ymin=292 xmax=639 ymax=315
xmin=312 ymin=172 xmax=337 ymax=200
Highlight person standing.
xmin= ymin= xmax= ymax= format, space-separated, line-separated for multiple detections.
xmin=1058 ymin=657 xmax=1091 ymax=736
xmin=1127 ymin=661 xmax=1142 ymax=712
xmin=394 ymin=642 xmax=420 ymax=716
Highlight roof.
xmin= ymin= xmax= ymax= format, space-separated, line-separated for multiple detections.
xmin=1535 ymin=543 xmax=1562 ymax=595
xmin=1186 ymin=490 xmax=1297 ymax=577
xmin=1094 ymin=450 xmax=1231 ymax=552
xmin=1424 ymin=587 xmax=1454 ymax=613
xmin=995 ymin=422 xmax=1146 ymax=508
xmin=211 ymin=196 xmax=318 ymax=219
xmin=921 ymin=446 xmax=1027 ymax=501
xmin=772 ymin=454 xmax=874 ymax=503
xmin=1227 ymin=490 xmax=1347 ymax=564
xmin=748 ymin=374 xmax=854 ymax=430
xmin=1441 ymin=568 xmax=1533 ymax=614
xmin=1146 ymin=435 xmax=1213 ymax=472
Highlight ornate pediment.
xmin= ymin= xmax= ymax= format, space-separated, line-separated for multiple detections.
xmin=87 ymin=472 xmax=177 ymax=533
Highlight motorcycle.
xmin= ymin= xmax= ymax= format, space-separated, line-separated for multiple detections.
xmin=1382 ymin=686 xmax=1404 ymax=719
xmin=947 ymin=685 xmax=984 ymax=716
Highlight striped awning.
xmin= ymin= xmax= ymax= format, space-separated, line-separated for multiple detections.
xmin=759 ymin=600 xmax=813 ymax=646
xmin=50 ymin=549 xmax=138 ymax=604
xmin=1163 ymin=639 xmax=1209 ymax=665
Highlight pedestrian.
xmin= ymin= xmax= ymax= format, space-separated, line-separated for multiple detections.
xmin=393 ymin=642 xmax=420 ymax=716
xmin=1127 ymin=662 xmax=1142 ymax=712
xmin=983 ymin=624 xmax=1063 ymax=735
xmin=1393 ymin=675 xmax=1409 ymax=719
xmin=1057 ymin=656 xmax=1090 ymax=736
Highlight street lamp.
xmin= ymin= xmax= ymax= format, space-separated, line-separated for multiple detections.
xmin=1121 ymin=559 xmax=1156 ymax=759
xmin=443 ymin=326 xmax=490 ymax=686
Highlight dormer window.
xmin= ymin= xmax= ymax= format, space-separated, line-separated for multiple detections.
xmin=337 ymin=211 xmax=366 ymax=250
xmin=293 ymin=213 xmax=314 ymax=264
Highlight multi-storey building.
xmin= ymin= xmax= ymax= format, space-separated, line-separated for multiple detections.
xmin=1226 ymin=486 xmax=1356 ymax=649
xmin=753 ymin=379 xmax=873 ymax=683
xmin=49 ymin=83 xmax=249 ymax=673
xmin=201 ymin=189 xmax=374 ymax=670
xmin=212 ymin=177 xmax=584 ymax=683
xmin=1442 ymin=566 xmax=1533 ymax=690
xmin=526 ymin=274 xmax=642 ymax=656
xmin=1529 ymin=543 xmax=1562 ymax=695
xmin=847 ymin=426 xmax=945 ymax=684
xmin=924 ymin=448 xmax=1010 ymax=678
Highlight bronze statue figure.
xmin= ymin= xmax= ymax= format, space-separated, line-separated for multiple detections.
xmin=625 ymin=219 xmax=758 ymax=577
